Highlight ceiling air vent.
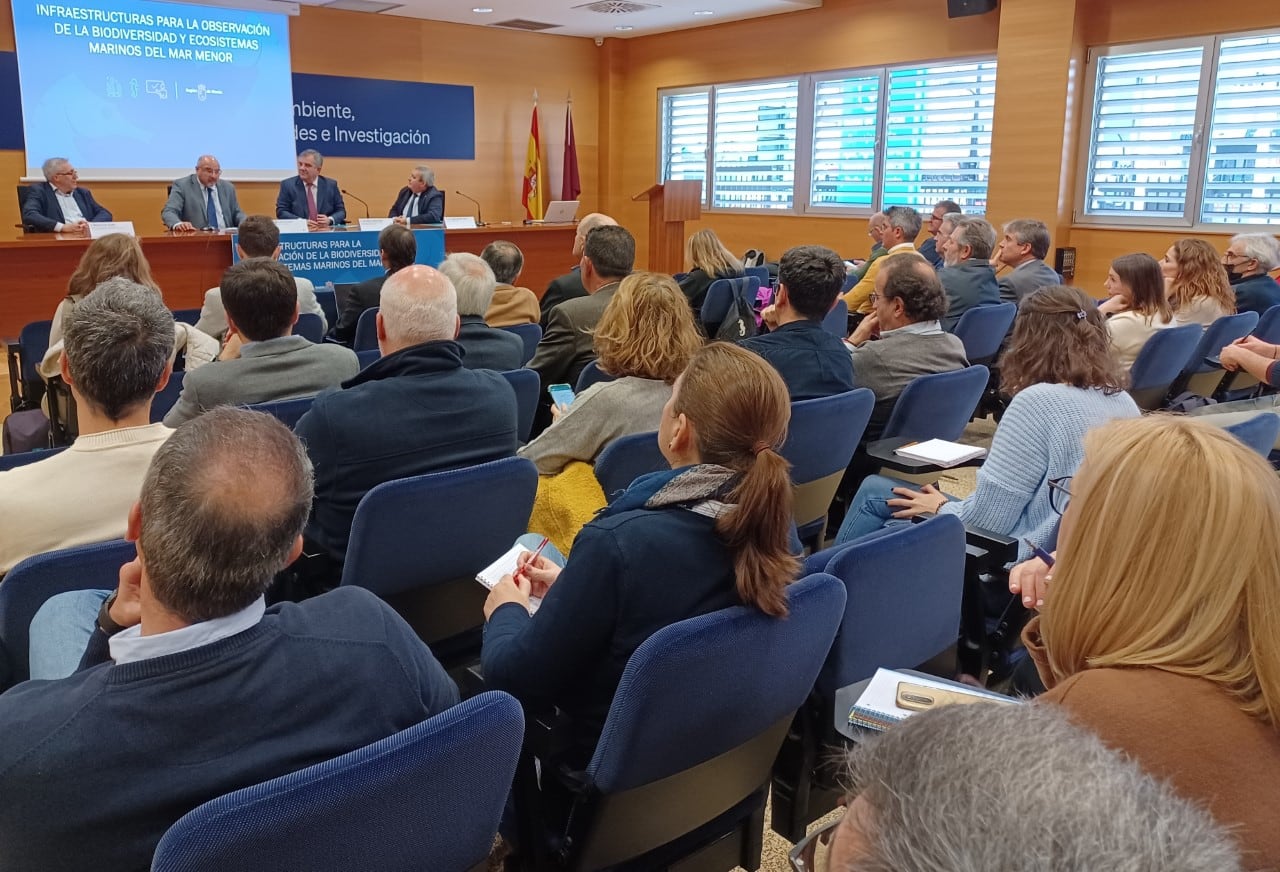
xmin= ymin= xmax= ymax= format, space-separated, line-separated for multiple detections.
xmin=574 ymin=1 xmax=660 ymax=14
xmin=490 ymin=18 xmax=561 ymax=31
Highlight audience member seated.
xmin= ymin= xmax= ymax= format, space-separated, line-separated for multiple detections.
xmin=1098 ymin=252 xmax=1175 ymax=373
xmin=1183 ymin=335 xmax=1280 ymax=448
xmin=2 ymin=408 xmax=458 ymax=870
xmin=742 ymin=245 xmax=856 ymax=399
xmin=438 ymin=252 xmax=525 ymax=371
xmin=1012 ymin=415 xmax=1280 ymax=866
xmin=21 ymin=157 xmax=111 ymax=234
xmin=917 ymin=199 xmax=961 ymax=269
xmin=844 ymin=211 xmax=888 ymax=287
xmin=814 ymin=702 xmax=1244 ymax=872
xmin=844 ymin=256 xmax=969 ymax=442
xmin=1163 ymin=238 xmax=1236 ymax=326
xmin=519 ymin=271 xmax=701 ymax=475
xmin=480 ymin=240 xmax=541 ymax=327
xmin=1225 ymin=233 xmax=1280 ymax=317
xmin=329 ymin=223 xmax=417 ymax=346
xmin=164 ymin=259 xmax=359 ymax=426
xmin=939 ymin=216 xmax=1001 ymax=332
xmin=482 ymin=343 xmax=798 ymax=760
xmin=39 ymin=234 xmax=218 ymax=381
xmin=0 ymin=279 xmax=174 ymax=576
xmin=541 ymin=212 xmax=616 ymax=328
xmin=995 ymin=218 xmax=1062 ymax=304
xmin=843 ymin=206 xmax=922 ymax=315
xmin=194 ymin=215 xmax=328 ymax=340
xmin=837 ymin=286 xmax=1138 ymax=561
xmin=677 ymin=227 xmax=746 ymax=319
xmin=294 ymin=264 xmax=518 ymax=583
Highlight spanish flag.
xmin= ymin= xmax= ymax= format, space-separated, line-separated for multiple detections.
xmin=522 ymin=97 xmax=546 ymax=221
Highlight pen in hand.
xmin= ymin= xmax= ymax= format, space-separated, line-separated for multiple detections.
xmin=1023 ymin=538 xmax=1055 ymax=567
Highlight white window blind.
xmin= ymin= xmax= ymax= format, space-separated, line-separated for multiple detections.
xmin=660 ymin=90 xmax=710 ymax=194
xmin=881 ymin=61 xmax=996 ymax=214
xmin=809 ymin=74 xmax=881 ymax=210
xmin=711 ymin=80 xmax=798 ymax=210
xmin=1201 ymin=34 xmax=1280 ymax=225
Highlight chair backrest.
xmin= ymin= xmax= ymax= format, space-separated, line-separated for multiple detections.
xmin=292 ymin=312 xmax=325 ymax=343
xmin=1181 ymin=311 xmax=1259 ymax=376
xmin=952 ymin=302 xmax=1017 ymax=363
xmin=353 ymin=307 xmax=380 ymax=352
xmin=18 ymin=320 xmax=52 ymax=388
xmin=150 ymin=371 xmax=185 ymax=424
xmin=812 ymin=515 xmax=966 ymax=696
xmin=245 ymin=396 xmax=316 ymax=430
xmin=170 ymin=308 xmax=201 ymax=327
xmin=700 ymin=276 xmax=762 ymax=328
xmin=575 ymin=359 xmax=615 ymax=393
xmin=1127 ymin=323 xmax=1203 ymax=410
xmin=593 ymin=431 xmax=667 ymax=501
xmin=882 ymin=364 xmax=989 ymax=442
xmin=1223 ymin=412 xmax=1280 ymax=458
xmin=821 ymin=299 xmax=849 ymax=338
xmin=500 ymin=368 xmax=539 ymax=443
xmin=0 ymin=446 xmax=66 ymax=472
xmin=151 ymin=691 xmax=525 ymax=872
xmin=0 ymin=539 xmax=137 ymax=688
xmin=502 ymin=323 xmax=542 ymax=366
xmin=1252 ymin=304 xmax=1280 ymax=344
xmin=745 ymin=265 xmax=771 ymax=288
xmin=315 ymin=286 xmax=340 ymax=328
xmin=782 ymin=390 xmax=875 ymax=539
xmin=355 ymin=348 xmax=379 ymax=370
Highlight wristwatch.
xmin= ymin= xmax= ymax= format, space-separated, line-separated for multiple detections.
xmin=97 ymin=591 xmax=127 ymax=637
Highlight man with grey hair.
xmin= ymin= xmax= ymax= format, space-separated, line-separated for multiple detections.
xmin=1224 ymin=233 xmax=1280 ymax=316
xmin=294 ymin=264 xmax=518 ymax=583
xmin=162 ymin=154 xmax=246 ymax=231
xmin=842 ymin=205 xmax=922 ymax=315
xmin=439 ymin=252 xmax=525 ymax=371
xmin=995 ymin=218 xmax=1061 ymax=305
xmin=541 ymin=212 xmax=618 ymax=328
xmin=0 ymin=278 xmax=174 ymax=575
xmin=939 ymin=215 xmax=1001 ymax=332
xmin=806 ymin=702 xmax=1243 ymax=871
xmin=276 ymin=149 xmax=346 ymax=229
xmin=918 ymin=199 xmax=962 ymax=269
xmin=21 ymin=157 xmax=112 ymax=233
xmin=481 ymin=240 xmax=541 ymax=327
xmin=4 ymin=408 xmax=458 ymax=870
xmin=389 ymin=164 xmax=444 ymax=226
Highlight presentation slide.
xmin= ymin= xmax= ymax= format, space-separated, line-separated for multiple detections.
xmin=11 ymin=0 xmax=297 ymax=180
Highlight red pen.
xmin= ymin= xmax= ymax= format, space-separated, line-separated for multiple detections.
xmin=514 ymin=537 xmax=549 ymax=584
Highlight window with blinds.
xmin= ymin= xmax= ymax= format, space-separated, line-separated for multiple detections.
xmin=1202 ymin=34 xmax=1280 ymax=225
xmin=810 ymin=74 xmax=880 ymax=210
xmin=711 ymin=80 xmax=799 ymax=210
xmin=660 ymin=90 xmax=710 ymax=197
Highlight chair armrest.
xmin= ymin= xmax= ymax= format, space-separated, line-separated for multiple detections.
xmin=865 ymin=437 xmax=986 ymax=476
xmin=963 ymin=523 xmax=1019 ymax=570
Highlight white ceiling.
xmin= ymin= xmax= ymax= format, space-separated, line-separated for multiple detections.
xmin=292 ymin=0 xmax=823 ymax=39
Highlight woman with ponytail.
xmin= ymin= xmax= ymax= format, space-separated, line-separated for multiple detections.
xmin=481 ymin=343 xmax=799 ymax=758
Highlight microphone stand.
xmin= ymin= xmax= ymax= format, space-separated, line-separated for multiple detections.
xmin=340 ymin=189 xmax=371 ymax=220
xmin=454 ymin=190 xmax=485 ymax=226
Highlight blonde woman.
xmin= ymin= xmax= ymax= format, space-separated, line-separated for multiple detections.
xmin=678 ymin=227 xmax=744 ymax=314
xmin=1162 ymin=238 xmax=1236 ymax=326
xmin=1015 ymin=416 xmax=1280 ymax=866
xmin=519 ymin=271 xmax=703 ymax=475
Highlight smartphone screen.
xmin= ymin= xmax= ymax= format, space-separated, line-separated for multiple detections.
xmin=548 ymin=383 xmax=576 ymax=409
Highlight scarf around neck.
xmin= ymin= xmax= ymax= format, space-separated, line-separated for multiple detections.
xmin=602 ymin=463 xmax=739 ymax=520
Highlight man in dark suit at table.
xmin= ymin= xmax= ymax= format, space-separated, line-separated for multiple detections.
xmin=330 ymin=224 xmax=418 ymax=346
xmin=388 ymin=165 xmax=444 ymax=226
xmin=276 ymin=149 xmax=346 ymax=230
xmin=162 ymin=154 xmax=246 ymax=232
xmin=539 ymin=212 xmax=616 ymax=329
xmin=21 ymin=157 xmax=112 ymax=234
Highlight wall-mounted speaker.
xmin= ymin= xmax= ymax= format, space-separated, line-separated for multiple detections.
xmin=947 ymin=0 xmax=997 ymax=17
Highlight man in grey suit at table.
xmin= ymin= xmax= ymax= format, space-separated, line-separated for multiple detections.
xmin=162 ymin=155 xmax=246 ymax=232
xmin=276 ymin=149 xmax=346 ymax=230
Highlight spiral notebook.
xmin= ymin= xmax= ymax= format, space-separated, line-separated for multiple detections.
xmin=848 ymin=669 xmax=1016 ymax=731
xmin=476 ymin=543 xmax=543 ymax=614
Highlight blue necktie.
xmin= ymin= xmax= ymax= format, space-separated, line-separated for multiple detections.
xmin=206 ymin=187 xmax=218 ymax=229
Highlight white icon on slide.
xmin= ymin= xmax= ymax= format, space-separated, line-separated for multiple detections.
xmin=183 ymin=84 xmax=224 ymax=102
xmin=129 ymin=78 xmax=139 ymax=98
xmin=106 ymin=77 xmax=121 ymax=98
xmin=145 ymin=80 xmax=168 ymax=100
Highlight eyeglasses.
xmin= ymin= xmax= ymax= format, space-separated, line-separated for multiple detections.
xmin=788 ymin=816 xmax=841 ymax=871
xmin=55 ymin=169 xmax=78 ymax=178
xmin=867 ymin=292 xmax=880 ymax=304
xmin=1048 ymin=476 xmax=1072 ymax=515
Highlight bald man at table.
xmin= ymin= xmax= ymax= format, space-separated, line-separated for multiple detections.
xmin=163 ymin=155 xmax=246 ymax=232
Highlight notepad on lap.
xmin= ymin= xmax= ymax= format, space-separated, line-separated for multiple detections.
xmin=892 ymin=439 xmax=987 ymax=468
xmin=848 ymin=668 xmax=1015 ymax=731
xmin=476 ymin=543 xmax=543 ymax=614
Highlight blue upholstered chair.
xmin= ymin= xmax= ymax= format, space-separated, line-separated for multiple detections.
xmin=514 ymin=572 xmax=845 ymax=871
xmin=1218 ymin=305 xmax=1280 ymax=398
xmin=356 ymin=348 xmax=379 ymax=370
xmin=0 ymin=446 xmax=65 ymax=471
xmin=152 ymin=691 xmax=525 ymax=872
xmin=745 ymin=265 xmax=771 ymax=288
xmin=574 ymin=360 xmax=614 ymax=393
xmin=771 ymin=515 xmax=966 ymax=840
xmin=170 ymin=308 xmax=201 ymax=326
xmin=1252 ymin=304 xmax=1280 ymax=344
xmin=700 ymin=276 xmax=761 ymax=336
xmin=0 ymin=539 xmax=136 ymax=689
xmin=593 ymin=430 xmax=667 ymax=502
xmin=821 ymin=300 xmax=849 ymax=339
xmin=782 ymin=389 xmax=875 ymax=549
xmin=500 ymin=368 xmax=539 ymax=443
xmin=1172 ymin=311 xmax=1259 ymax=399
xmin=314 ymin=286 xmax=339 ymax=328
xmin=150 ymin=371 xmax=185 ymax=423
xmin=1127 ymin=324 xmax=1203 ymax=411
xmin=292 ymin=312 xmax=325 ymax=343
xmin=6 ymin=319 xmax=52 ymax=411
xmin=340 ymin=456 xmax=538 ymax=668
xmin=353 ymin=306 xmax=379 ymax=352
xmin=882 ymin=364 xmax=990 ymax=442
xmin=1223 ymin=412 xmax=1280 ymax=458
xmin=952 ymin=302 xmax=1016 ymax=365
xmin=502 ymin=323 xmax=542 ymax=367
xmin=245 ymin=396 xmax=315 ymax=431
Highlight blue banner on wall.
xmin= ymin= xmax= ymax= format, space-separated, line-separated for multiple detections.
xmin=232 ymin=228 xmax=446 ymax=286
xmin=291 ymin=73 xmax=474 ymax=160
xmin=0 ymin=53 xmax=25 ymax=151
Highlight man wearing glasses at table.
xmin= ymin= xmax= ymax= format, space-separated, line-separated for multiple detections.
xmin=21 ymin=157 xmax=113 ymax=234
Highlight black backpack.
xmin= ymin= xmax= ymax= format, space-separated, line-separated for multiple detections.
xmin=714 ymin=291 xmax=758 ymax=341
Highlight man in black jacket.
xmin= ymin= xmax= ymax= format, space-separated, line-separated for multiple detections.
xmin=388 ymin=165 xmax=445 ymax=225
xmin=540 ymin=212 xmax=616 ymax=329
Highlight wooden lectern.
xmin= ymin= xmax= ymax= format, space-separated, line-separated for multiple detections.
xmin=632 ymin=181 xmax=702 ymax=274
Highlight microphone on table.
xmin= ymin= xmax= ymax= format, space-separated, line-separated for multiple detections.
xmin=340 ymin=189 xmax=371 ymax=220
xmin=454 ymin=190 xmax=485 ymax=226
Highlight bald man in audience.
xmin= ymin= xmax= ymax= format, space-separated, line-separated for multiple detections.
xmin=481 ymin=240 xmax=541 ymax=327
xmin=541 ymin=212 xmax=616 ymax=328
xmin=293 ymin=264 xmax=518 ymax=587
